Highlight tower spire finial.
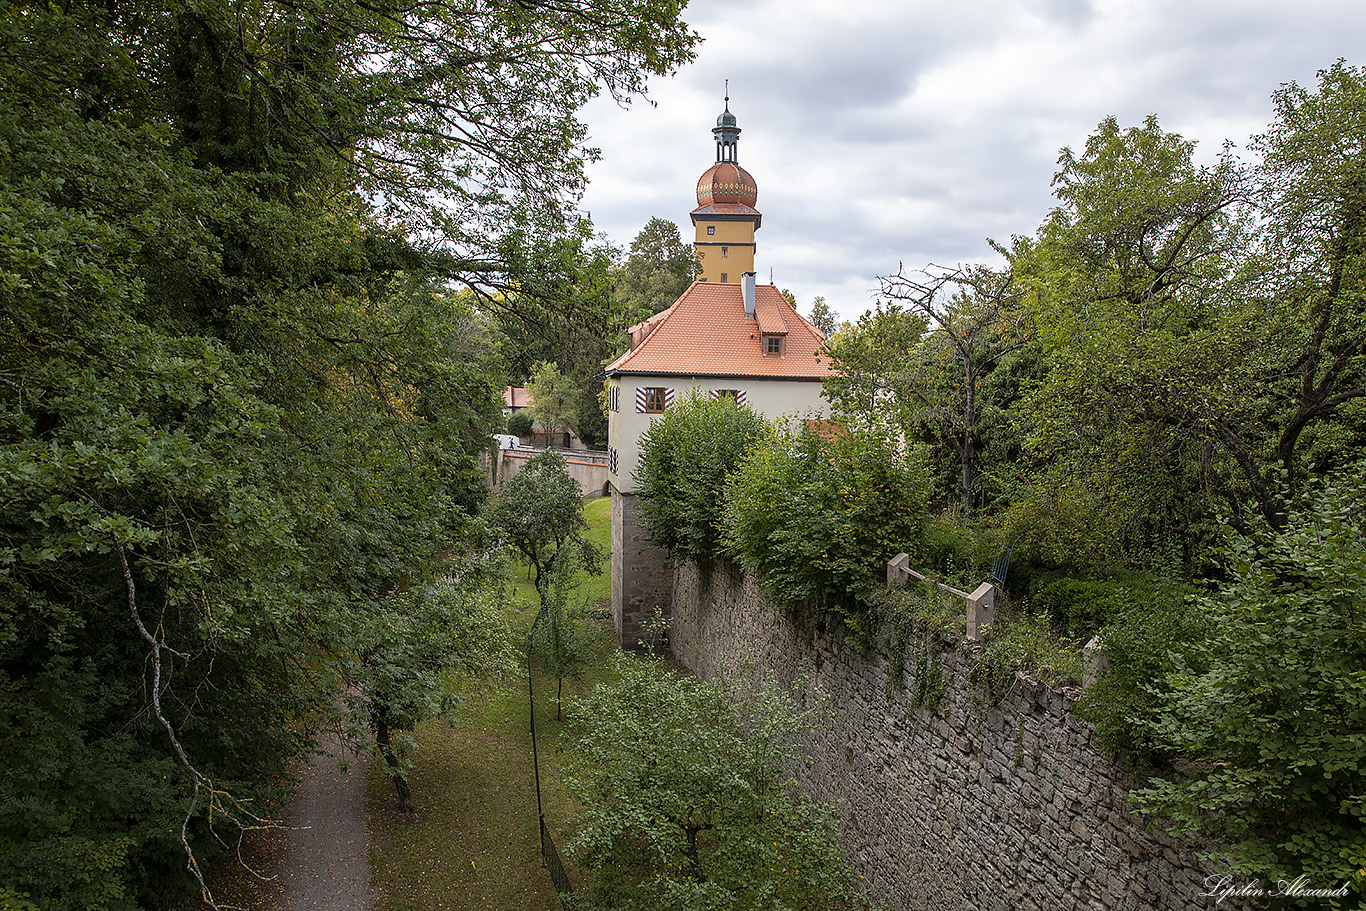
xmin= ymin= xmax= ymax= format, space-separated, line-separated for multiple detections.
xmin=713 ymin=83 xmax=740 ymax=163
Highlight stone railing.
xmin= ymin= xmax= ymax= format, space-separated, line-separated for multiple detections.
xmin=888 ymin=553 xmax=1112 ymax=687
xmin=886 ymin=553 xmax=996 ymax=641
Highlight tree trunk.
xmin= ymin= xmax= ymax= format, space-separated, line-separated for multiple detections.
xmin=960 ymin=357 xmax=976 ymax=520
xmin=374 ymin=702 xmax=414 ymax=813
xmin=685 ymin=824 xmax=704 ymax=882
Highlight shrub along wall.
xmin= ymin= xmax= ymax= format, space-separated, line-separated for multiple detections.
xmin=668 ymin=559 xmax=1220 ymax=911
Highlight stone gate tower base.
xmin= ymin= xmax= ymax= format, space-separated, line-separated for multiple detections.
xmin=610 ymin=487 xmax=672 ymax=648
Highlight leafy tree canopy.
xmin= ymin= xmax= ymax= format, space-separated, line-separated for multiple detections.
xmin=527 ymin=360 xmax=578 ymax=438
xmin=565 ymin=655 xmax=872 ymax=911
xmin=826 ymin=269 xmax=1031 ymax=519
xmin=807 ymin=296 xmax=838 ymax=336
xmin=1009 ymin=68 xmax=1366 ymax=560
xmin=613 ymin=216 xmax=699 ymax=320
xmin=722 ymin=419 xmax=931 ymax=639
xmin=0 ymin=0 xmax=696 ymax=902
xmin=1134 ymin=466 xmax=1366 ymax=895
xmin=489 ymin=450 xmax=600 ymax=601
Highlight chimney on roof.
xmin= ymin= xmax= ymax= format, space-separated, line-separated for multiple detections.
xmin=742 ymin=272 xmax=756 ymax=317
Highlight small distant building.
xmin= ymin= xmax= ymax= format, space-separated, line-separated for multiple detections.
xmin=501 ymin=386 xmax=532 ymax=415
xmin=503 ymin=385 xmax=584 ymax=450
xmin=604 ymin=97 xmax=830 ymax=648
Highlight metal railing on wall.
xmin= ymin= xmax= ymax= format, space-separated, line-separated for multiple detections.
xmin=528 ymin=604 xmax=574 ymax=907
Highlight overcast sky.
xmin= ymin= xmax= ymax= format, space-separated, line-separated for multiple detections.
xmin=577 ymin=0 xmax=1363 ymax=322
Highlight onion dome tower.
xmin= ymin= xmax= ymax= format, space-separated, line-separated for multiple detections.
xmin=691 ymin=90 xmax=761 ymax=283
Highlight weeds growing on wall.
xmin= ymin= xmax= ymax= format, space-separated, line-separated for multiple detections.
xmin=970 ymin=611 xmax=1084 ymax=698
xmin=909 ymin=642 xmax=947 ymax=714
xmin=872 ymin=579 xmax=959 ymax=709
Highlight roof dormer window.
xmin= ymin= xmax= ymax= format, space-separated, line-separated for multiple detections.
xmin=765 ymin=335 xmax=783 ymax=357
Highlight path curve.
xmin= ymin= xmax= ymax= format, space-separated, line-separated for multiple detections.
xmin=279 ymin=730 xmax=377 ymax=911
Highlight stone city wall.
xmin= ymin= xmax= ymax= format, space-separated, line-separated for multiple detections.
xmin=668 ymin=559 xmax=1222 ymax=911
xmin=489 ymin=447 xmax=610 ymax=497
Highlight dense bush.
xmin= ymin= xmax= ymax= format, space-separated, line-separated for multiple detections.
xmin=913 ymin=514 xmax=1001 ymax=585
xmin=1075 ymin=590 xmax=1209 ymax=763
xmin=971 ymin=611 xmax=1084 ymax=695
xmin=635 ymin=390 xmax=769 ymax=561
xmin=721 ymin=420 xmax=930 ymax=637
xmin=1129 ymin=471 xmax=1366 ymax=894
xmin=1023 ymin=569 xmax=1191 ymax=638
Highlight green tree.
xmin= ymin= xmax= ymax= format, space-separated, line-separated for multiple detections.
xmin=489 ymin=451 xmax=600 ymax=602
xmin=635 ymin=390 xmax=770 ymax=561
xmin=808 ymin=295 xmax=838 ymax=336
xmin=527 ymin=360 xmax=579 ymax=443
xmin=1007 ymin=114 xmax=1256 ymax=563
xmin=353 ymin=557 xmax=518 ymax=813
xmin=865 ymin=267 xmax=1031 ymax=518
xmin=507 ymin=410 xmax=534 ymax=437
xmin=565 ymin=655 xmax=871 ymax=911
xmin=613 ymin=216 xmax=699 ymax=319
xmin=1133 ymin=468 xmax=1366 ymax=896
xmin=0 ymin=0 xmax=696 ymax=902
xmin=1250 ymin=60 xmax=1366 ymax=498
xmin=721 ymin=419 xmax=931 ymax=638
xmin=819 ymin=304 xmax=929 ymax=420
xmin=1014 ymin=83 xmax=1366 ymax=557
xmin=531 ymin=552 xmax=600 ymax=722
xmin=493 ymin=231 xmax=622 ymax=449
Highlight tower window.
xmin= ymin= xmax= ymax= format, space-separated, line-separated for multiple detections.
xmin=707 ymin=226 xmax=715 ymax=235
xmin=722 ymin=246 xmax=728 ymax=257
xmin=720 ymin=273 xmax=728 ymax=282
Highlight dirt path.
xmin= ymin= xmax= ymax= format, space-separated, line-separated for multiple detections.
xmin=278 ymin=731 xmax=378 ymax=911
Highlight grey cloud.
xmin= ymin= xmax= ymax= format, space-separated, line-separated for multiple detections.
xmin=578 ymin=0 xmax=1366 ymax=324
xmin=1035 ymin=0 xmax=1094 ymax=29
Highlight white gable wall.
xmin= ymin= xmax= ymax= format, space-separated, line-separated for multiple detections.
xmin=606 ymin=374 xmax=828 ymax=495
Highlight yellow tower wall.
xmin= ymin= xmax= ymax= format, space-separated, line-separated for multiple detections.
xmin=692 ymin=217 xmax=758 ymax=283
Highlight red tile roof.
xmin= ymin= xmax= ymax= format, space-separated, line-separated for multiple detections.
xmin=606 ymin=282 xmax=830 ymax=379
xmin=691 ymin=203 xmax=761 ymax=218
xmin=753 ymin=294 xmax=788 ymax=336
xmin=503 ymin=386 xmax=531 ymax=408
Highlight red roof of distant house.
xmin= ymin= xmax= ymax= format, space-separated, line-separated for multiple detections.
xmin=503 ymin=387 xmax=531 ymax=409
xmin=606 ymin=281 xmax=829 ymax=379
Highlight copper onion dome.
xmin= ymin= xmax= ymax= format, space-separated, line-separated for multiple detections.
xmin=696 ymin=161 xmax=758 ymax=208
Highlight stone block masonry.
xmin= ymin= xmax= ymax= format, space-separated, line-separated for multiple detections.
xmin=669 ymin=560 xmax=1222 ymax=911
xmin=609 ymin=488 xmax=672 ymax=648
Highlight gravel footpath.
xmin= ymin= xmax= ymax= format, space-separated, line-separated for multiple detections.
xmin=279 ymin=730 xmax=377 ymax=911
